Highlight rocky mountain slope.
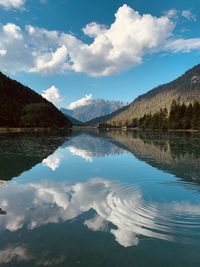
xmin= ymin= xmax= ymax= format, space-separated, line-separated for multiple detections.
xmin=61 ymin=99 xmax=127 ymax=123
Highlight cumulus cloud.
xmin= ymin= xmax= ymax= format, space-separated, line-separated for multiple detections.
xmin=82 ymin=22 xmax=108 ymax=38
xmin=0 ymin=0 xmax=26 ymax=10
xmin=0 ymin=5 xmax=199 ymax=76
xmin=3 ymin=23 xmax=22 ymax=39
xmin=69 ymin=4 xmax=174 ymax=76
xmin=67 ymin=94 xmax=93 ymax=109
xmin=31 ymin=45 xmax=69 ymax=74
xmin=41 ymin=85 xmax=62 ymax=105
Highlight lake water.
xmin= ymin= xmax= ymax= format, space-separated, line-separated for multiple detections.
xmin=0 ymin=130 xmax=200 ymax=267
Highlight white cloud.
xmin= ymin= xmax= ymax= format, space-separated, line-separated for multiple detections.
xmin=0 ymin=5 xmax=174 ymax=76
xmin=0 ymin=0 xmax=26 ymax=10
xmin=31 ymin=45 xmax=69 ymax=74
xmin=166 ymin=38 xmax=200 ymax=52
xmin=181 ymin=10 xmax=196 ymax=21
xmin=82 ymin=22 xmax=108 ymax=38
xmin=3 ymin=23 xmax=22 ymax=39
xmin=0 ymin=5 xmax=199 ymax=77
xmin=41 ymin=85 xmax=62 ymax=105
xmin=164 ymin=9 xmax=178 ymax=19
xmin=67 ymin=94 xmax=93 ymax=109
xmin=67 ymin=4 xmax=174 ymax=76
xmin=165 ymin=8 xmax=196 ymax=22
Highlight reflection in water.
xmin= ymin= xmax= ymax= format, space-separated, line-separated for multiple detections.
xmin=68 ymin=146 xmax=94 ymax=162
xmin=101 ymin=130 xmax=200 ymax=185
xmin=0 ymin=134 xmax=68 ymax=181
xmin=1 ymin=178 xmax=200 ymax=247
xmin=42 ymin=150 xmax=64 ymax=170
xmin=0 ymin=246 xmax=31 ymax=264
xmin=1 ymin=130 xmax=200 ymax=266
xmin=63 ymin=132 xmax=126 ymax=161
xmin=0 ymin=244 xmax=65 ymax=266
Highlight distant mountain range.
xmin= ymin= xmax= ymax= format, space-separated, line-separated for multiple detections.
xmin=0 ymin=72 xmax=71 ymax=128
xmin=104 ymin=64 xmax=200 ymax=127
xmin=61 ymin=99 xmax=127 ymax=123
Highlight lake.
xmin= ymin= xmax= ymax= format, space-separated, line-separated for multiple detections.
xmin=0 ymin=130 xmax=200 ymax=267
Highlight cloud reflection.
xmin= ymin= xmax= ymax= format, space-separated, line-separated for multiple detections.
xmin=0 ymin=178 xmax=200 ymax=247
xmin=42 ymin=151 xmax=63 ymax=171
xmin=0 ymin=245 xmax=31 ymax=264
xmin=68 ymin=146 xmax=93 ymax=162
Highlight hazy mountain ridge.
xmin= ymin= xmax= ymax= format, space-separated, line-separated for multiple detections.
xmin=105 ymin=64 xmax=200 ymax=126
xmin=61 ymin=99 xmax=127 ymax=123
xmin=84 ymin=104 xmax=130 ymax=126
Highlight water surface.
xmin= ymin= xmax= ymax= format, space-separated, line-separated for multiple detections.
xmin=0 ymin=130 xmax=200 ymax=267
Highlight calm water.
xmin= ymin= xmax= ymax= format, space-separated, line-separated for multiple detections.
xmin=0 ymin=130 xmax=200 ymax=267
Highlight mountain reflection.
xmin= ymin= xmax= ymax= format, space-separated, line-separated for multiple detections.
xmin=0 ymin=178 xmax=200 ymax=247
xmin=2 ymin=130 xmax=199 ymax=185
xmin=63 ymin=131 xmax=126 ymax=161
xmin=102 ymin=130 xmax=200 ymax=184
xmin=0 ymin=133 xmax=68 ymax=181
xmin=62 ymin=130 xmax=200 ymax=185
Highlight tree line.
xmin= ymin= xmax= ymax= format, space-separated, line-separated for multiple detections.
xmin=99 ymin=100 xmax=200 ymax=130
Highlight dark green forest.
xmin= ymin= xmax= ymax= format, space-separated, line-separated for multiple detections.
xmin=100 ymin=101 xmax=200 ymax=130
xmin=0 ymin=72 xmax=71 ymax=128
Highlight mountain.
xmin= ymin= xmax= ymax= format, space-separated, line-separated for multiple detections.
xmin=61 ymin=99 xmax=127 ymax=123
xmin=84 ymin=105 xmax=129 ymax=126
xmin=0 ymin=72 xmax=71 ymax=128
xmin=105 ymin=64 xmax=200 ymax=127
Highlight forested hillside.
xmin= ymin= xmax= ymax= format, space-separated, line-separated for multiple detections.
xmin=101 ymin=101 xmax=200 ymax=130
xmin=0 ymin=72 xmax=71 ymax=128
xmin=105 ymin=64 xmax=200 ymax=128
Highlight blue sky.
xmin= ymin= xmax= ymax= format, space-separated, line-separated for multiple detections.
xmin=0 ymin=0 xmax=200 ymax=108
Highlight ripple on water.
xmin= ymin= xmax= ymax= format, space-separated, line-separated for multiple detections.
xmin=105 ymin=183 xmax=200 ymax=245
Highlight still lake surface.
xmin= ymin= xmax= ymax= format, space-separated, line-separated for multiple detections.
xmin=0 ymin=130 xmax=200 ymax=267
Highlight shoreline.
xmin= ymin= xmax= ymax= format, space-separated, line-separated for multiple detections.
xmin=0 ymin=127 xmax=72 ymax=133
xmin=0 ymin=126 xmax=199 ymax=133
xmin=73 ymin=126 xmax=200 ymax=133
